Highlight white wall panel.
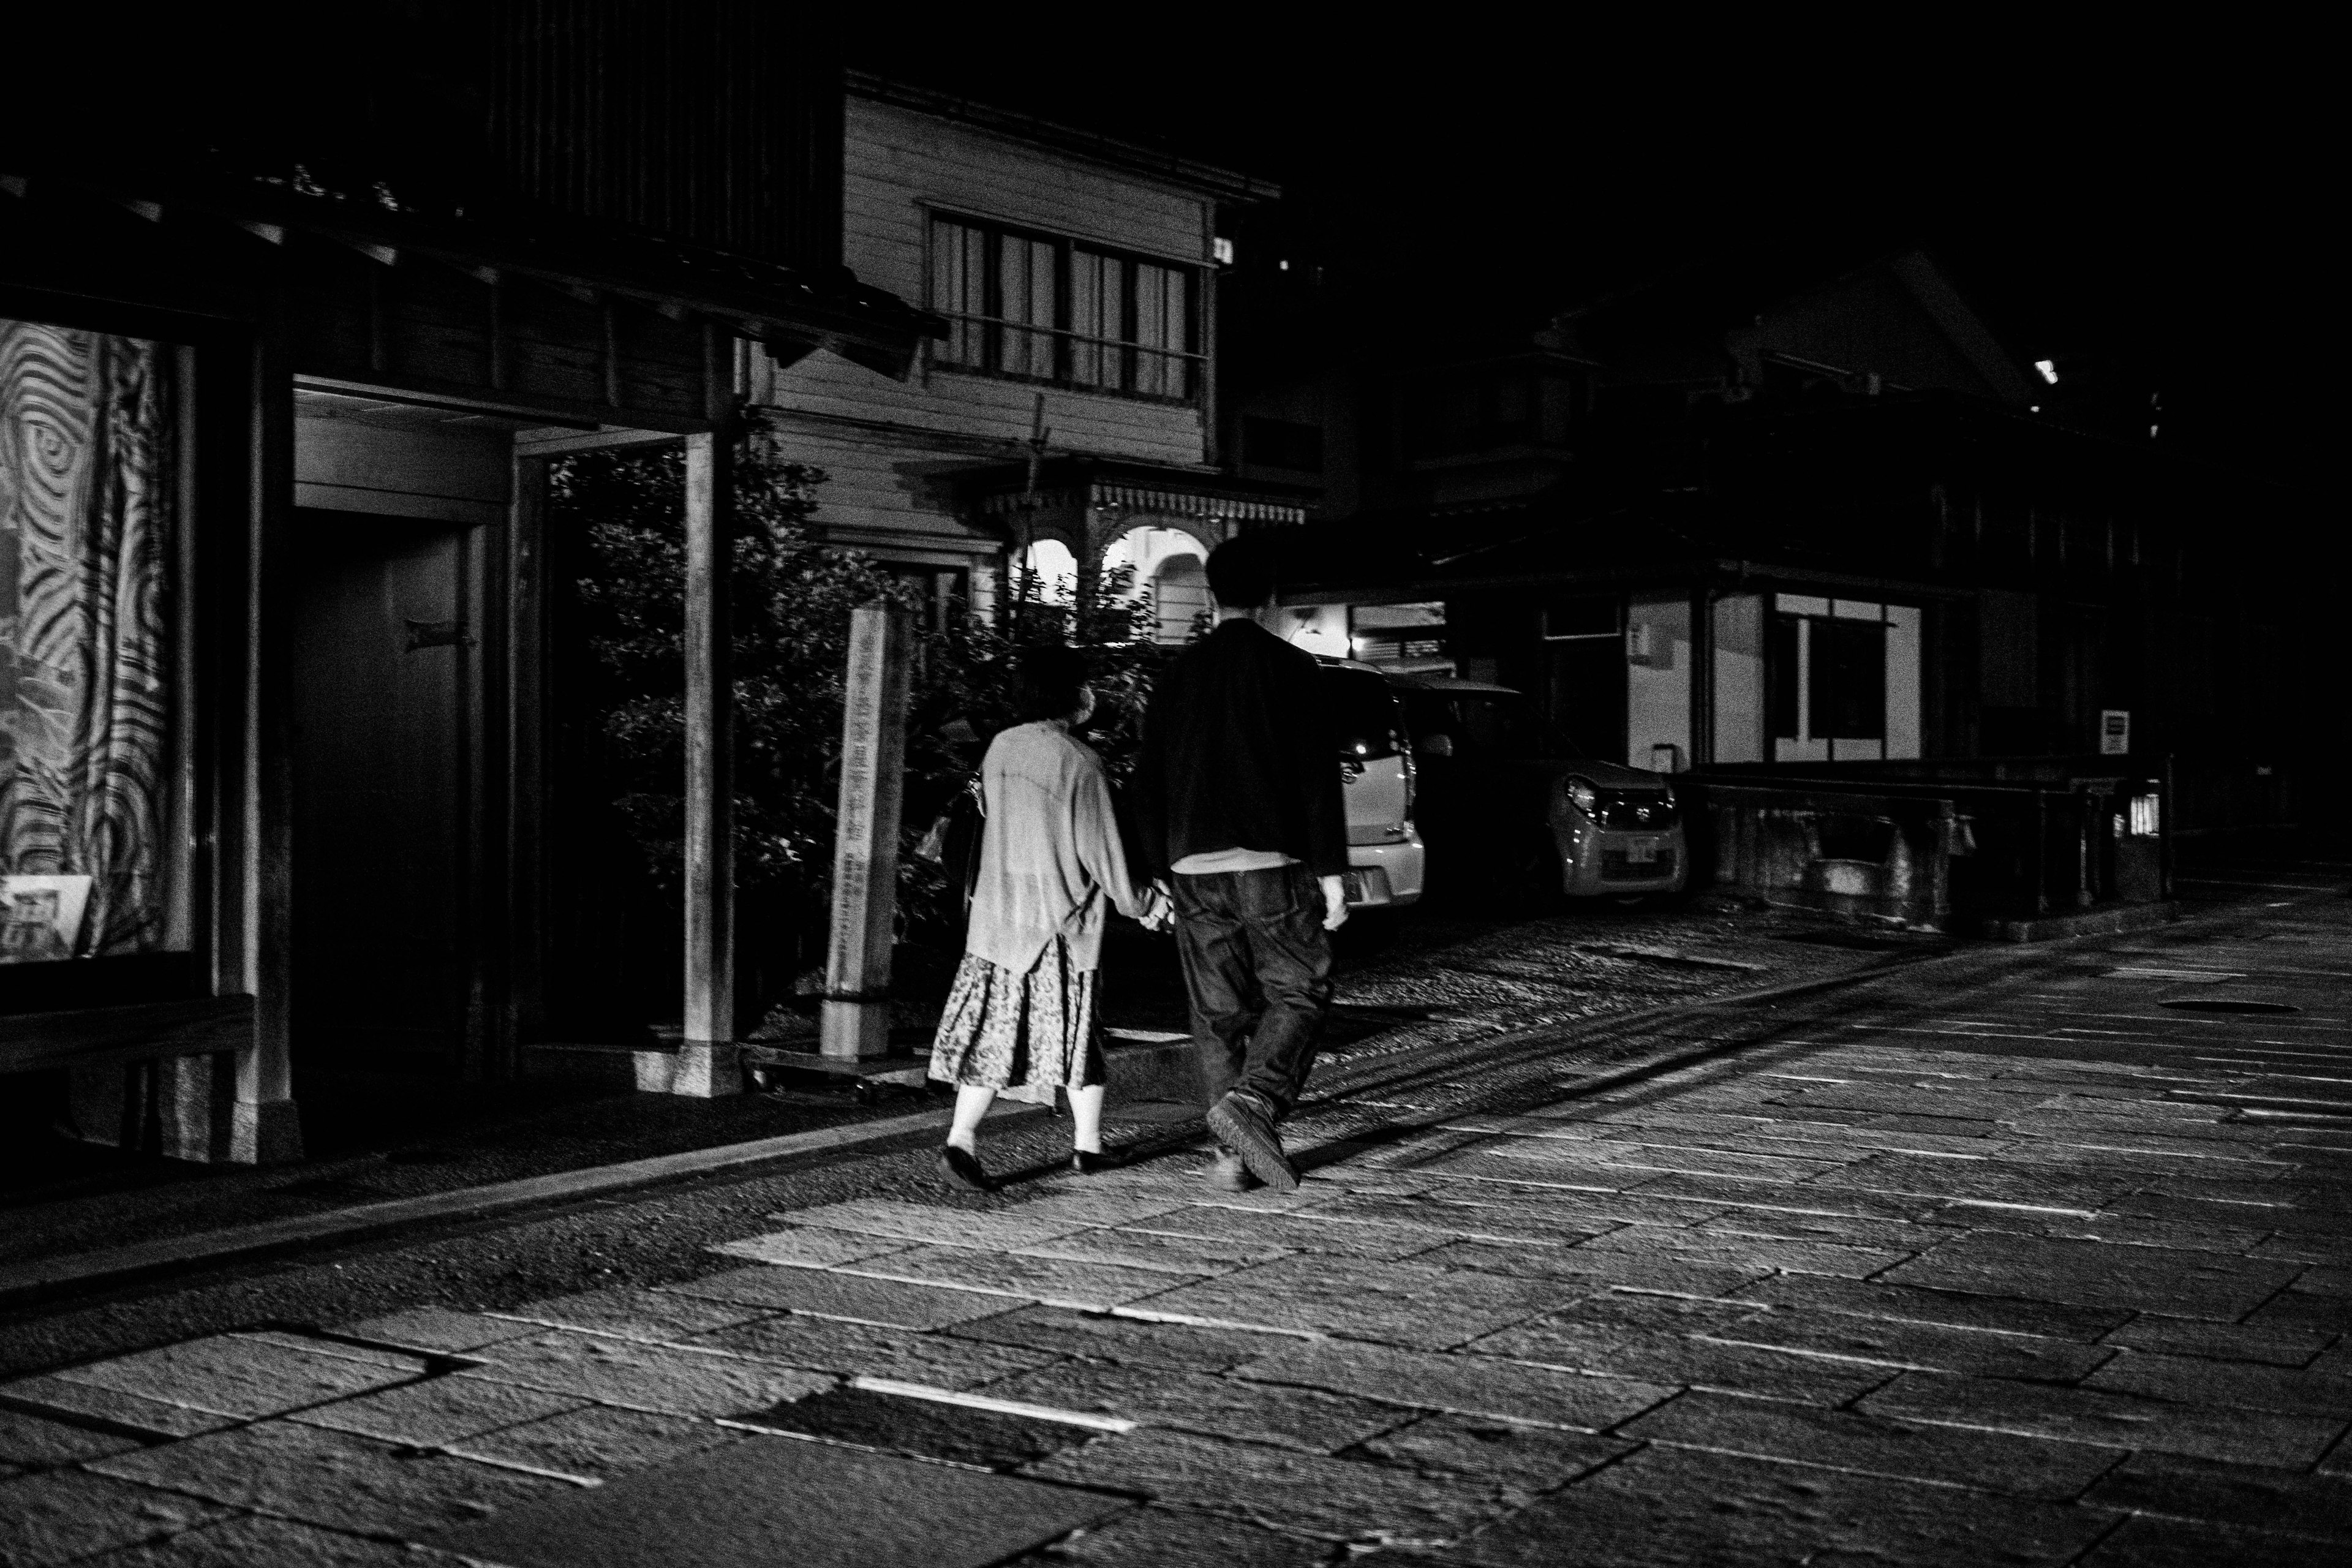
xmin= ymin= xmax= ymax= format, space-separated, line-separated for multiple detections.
xmin=1627 ymin=594 xmax=1692 ymax=770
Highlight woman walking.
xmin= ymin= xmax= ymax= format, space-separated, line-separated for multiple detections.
xmin=929 ymin=646 xmax=1164 ymax=1190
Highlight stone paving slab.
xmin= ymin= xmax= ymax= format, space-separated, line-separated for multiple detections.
xmin=1027 ymin=1426 xmax=1481 ymax=1544
xmin=1709 ymin=1306 xmax=2117 ymax=1382
xmin=2080 ymin=1449 xmax=2352 ymax=1544
xmin=693 ymin=1309 xmax=1066 ymax=1387
xmin=784 ymin=1197 xmax=1110 ymax=1250
xmin=2101 ymin=1314 xmax=2339 ymax=1367
xmin=486 ymin=1284 xmax=774 ymax=1344
xmin=34 ymin=1333 xmax=425 ymax=1422
xmin=833 ymin=1243 xmax=1203 ymax=1310
xmin=663 ymin=1264 xmax=1017 ymax=1327
xmin=1340 ymin=1412 xmax=1632 ymax=1505
xmin=335 ymin=1306 xmax=545 ymax=1354
xmin=1135 ymin=1254 xmax=1570 ymax=1348
xmin=1235 ymin=1337 xmax=1673 ymax=1431
xmin=1623 ymin=1169 xmax=1942 ymax=1221
xmin=0 ymin=1468 xmax=234 ymax=1567
xmin=1311 ymin=1185 xmax=1709 ymax=1240
xmin=1012 ymin=1225 xmax=1294 ymax=1276
xmin=0 ymin=1374 xmax=241 ymax=1438
xmin=291 ymin=1371 xmax=584 ymax=1446
xmin=711 ymin=1225 xmax=913 ymax=1267
xmin=72 ymin=1513 xmax=480 ymax=1566
xmin=2083 ymin=1349 xmax=2352 ymax=1419
xmin=1473 ymin=1321 xmax=1900 ymax=1407
xmin=1619 ymin=1387 xmax=2123 ymax=1501
xmin=447 ymin=1403 xmax=743 ymax=1482
xmin=2070 ymin=1513 xmax=2337 ymax=1567
xmin=988 ymin=1359 xmax=1404 ymax=1451
xmin=0 ymin=1406 xmax=141 ymax=1468
xmin=1860 ymin=1370 xmax=2349 ymax=1468
xmin=1689 ymin=1205 xmax=1954 ymax=1250
xmin=1881 ymin=1231 xmax=2307 ymax=1321
xmin=435 ymin=1430 xmax=1128 ymax=1568
xmin=1566 ymin=1223 xmax=1913 ymax=1278
xmin=457 ymin=1330 xmax=833 ymax=1416
xmin=1926 ymin=1205 xmax=2278 ymax=1254
xmin=738 ymin=1385 xmax=1095 ymax=1470
xmin=1727 ymin=1272 xmax=2135 ymax=1341
xmin=1020 ymin=1500 xmax=1331 ymax=1568
xmin=945 ymin=1305 xmax=1286 ymax=1373
xmin=1411 ymin=1237 xmax=1768 ymax=1299
xmin=1805 ymin=1152 xmax=2146 ymax=1210
xmin=89 ymin=1418 xmax=575 ymax=1536
xmin=1125 ymin=1205 xmax=1459 ymax=1261
xmin=1441 ymin=1440 xmax=2120 ymax=1567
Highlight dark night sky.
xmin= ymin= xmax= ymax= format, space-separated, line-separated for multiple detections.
xmin=854 ymin=27 xmax=2331 ymax=496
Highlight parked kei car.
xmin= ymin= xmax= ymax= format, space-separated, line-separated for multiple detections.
xmin=1317 ymin=659 xmax=1426 ymax=910
xmin=1395 ymin=676 xmax=1687 ymax=901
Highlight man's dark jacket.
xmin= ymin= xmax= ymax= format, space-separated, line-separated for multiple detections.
xmin=1134 ymin=619 xmax=1348 ymax=878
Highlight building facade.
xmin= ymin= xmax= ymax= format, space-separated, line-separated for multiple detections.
xmin=1249 ymin=251 xmax=2309 ymax=835
xmin=747 ymin=77 xmax=1306 ymax=632
xmin=2 ymin=7 xmax=927 ymax=1161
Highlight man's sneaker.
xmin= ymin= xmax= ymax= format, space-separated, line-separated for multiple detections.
xmin=1205 ymin=1091 xmax=1298 ymax=1192
xmin=1206 ymin=1145 xmax=1257 ymax=1192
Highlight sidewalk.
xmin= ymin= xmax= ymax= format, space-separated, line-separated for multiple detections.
xmin=1 ymin=890 xmax=2343 ymax=1564
xmin=0 ymin=895 xmax=1904 ymax=1278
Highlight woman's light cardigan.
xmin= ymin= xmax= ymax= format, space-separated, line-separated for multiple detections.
xmin=962 ymin=720 xmax=1154 ymax=975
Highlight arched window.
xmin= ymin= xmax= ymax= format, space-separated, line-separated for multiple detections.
xmin=1019 ymin=538 xmax=1078 ymax=605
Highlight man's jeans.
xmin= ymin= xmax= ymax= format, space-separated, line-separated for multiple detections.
xmin=1172 ymin=864 xmax=1336 ymax=1118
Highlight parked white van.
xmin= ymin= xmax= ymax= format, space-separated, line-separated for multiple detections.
xmin=1318 ymin=660 xmax=1426 ymax=909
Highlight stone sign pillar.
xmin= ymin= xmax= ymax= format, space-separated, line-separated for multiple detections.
xmin=821 ymin=603 xmax=914 ymax=1059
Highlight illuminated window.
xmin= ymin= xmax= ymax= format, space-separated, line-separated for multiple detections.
xmin=930 ymin=214 xmax=1200 ymax=402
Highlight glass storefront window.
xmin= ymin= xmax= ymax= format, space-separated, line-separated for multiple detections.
xmin=1 ymin=318 xmax=182 ymax=963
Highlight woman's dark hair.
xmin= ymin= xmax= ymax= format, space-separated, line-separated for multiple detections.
xmin=1013 ymin=644 xmax=1089 ymax=723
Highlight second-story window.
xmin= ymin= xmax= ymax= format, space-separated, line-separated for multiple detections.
xmin=930 ymin=214 xmax=1200 ymax=402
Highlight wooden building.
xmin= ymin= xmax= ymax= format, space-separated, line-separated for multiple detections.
xmin=747 ymin=75 xmax=1308 ymax=632
xmin=1 ymin=6 xmax=929 ymax=1161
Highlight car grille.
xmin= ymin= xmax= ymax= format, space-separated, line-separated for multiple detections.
xmin=1600 ymin=849 xmax=1678 ymax=881
xmin=1595 ymin=792 xmax=1677 ymax=830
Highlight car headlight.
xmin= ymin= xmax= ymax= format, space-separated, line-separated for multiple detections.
xmin=1564 ymin=776 xmax=1599 ymax=815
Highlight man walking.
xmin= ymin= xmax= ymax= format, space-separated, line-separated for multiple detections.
xmin=1136 ymin=533 xmax=1348 ymax=1191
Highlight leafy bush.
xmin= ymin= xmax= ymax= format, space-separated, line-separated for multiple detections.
xmin=551 ymin=422 xmax=1182 ymax=1014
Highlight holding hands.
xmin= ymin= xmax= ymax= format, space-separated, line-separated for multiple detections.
xmin=1137 ymin=878 xmax=1175 ymax=933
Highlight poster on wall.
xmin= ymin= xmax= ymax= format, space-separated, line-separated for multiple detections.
xmin=1 ymin=317 xmax=179 ymax=962
xmin=1 ymin=875 xmax=93 ymax=963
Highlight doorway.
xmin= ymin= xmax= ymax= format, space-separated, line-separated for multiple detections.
xmin=289 ymin=510 xmax=478 ymax=1071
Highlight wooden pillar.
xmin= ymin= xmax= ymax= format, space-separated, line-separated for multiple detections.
xmin=640 ymin=428 xmax=741 ymax=1096
xmin=498 ymin=453 xmax=551 ymax=1074
xmin=822 ymin=604 xmax=914 ymax=1059
xmin=232 ymin=298 xmax=303 ymax=1161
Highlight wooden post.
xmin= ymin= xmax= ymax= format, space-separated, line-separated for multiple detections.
xmin=822 ymin=604 xmax=914 ymax=1059
xmin=638 ymin=428 xmax=740 ymax=1096
xmin=233 ymin=296 xmax=303 ymax=1161
xmin=502 ymin=453 xmax=551 ymax=1070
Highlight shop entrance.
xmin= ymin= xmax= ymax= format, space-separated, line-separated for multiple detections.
xmin=289 ymin=510 xmax=478 ymax=1069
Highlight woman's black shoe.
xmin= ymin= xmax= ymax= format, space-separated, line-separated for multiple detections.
xmin=939 ymin=1144 xmax=991 ymax=1192
xmin=1069 ymin=1148 xmax=1121 ymax=1175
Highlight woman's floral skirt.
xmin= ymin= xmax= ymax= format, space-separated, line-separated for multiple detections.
xmin=927 ymin=935 xmax=1104 ymax=1106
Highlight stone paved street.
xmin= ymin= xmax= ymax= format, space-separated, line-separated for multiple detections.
xmin=2 ymin=886 xmax=2347 ymax=1564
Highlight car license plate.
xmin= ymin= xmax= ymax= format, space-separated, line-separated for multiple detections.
xmin=1341 ymin=871 xmax=1368 ymax=903
xmin=1623 ymin=839 xmax=1659 ymax=864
